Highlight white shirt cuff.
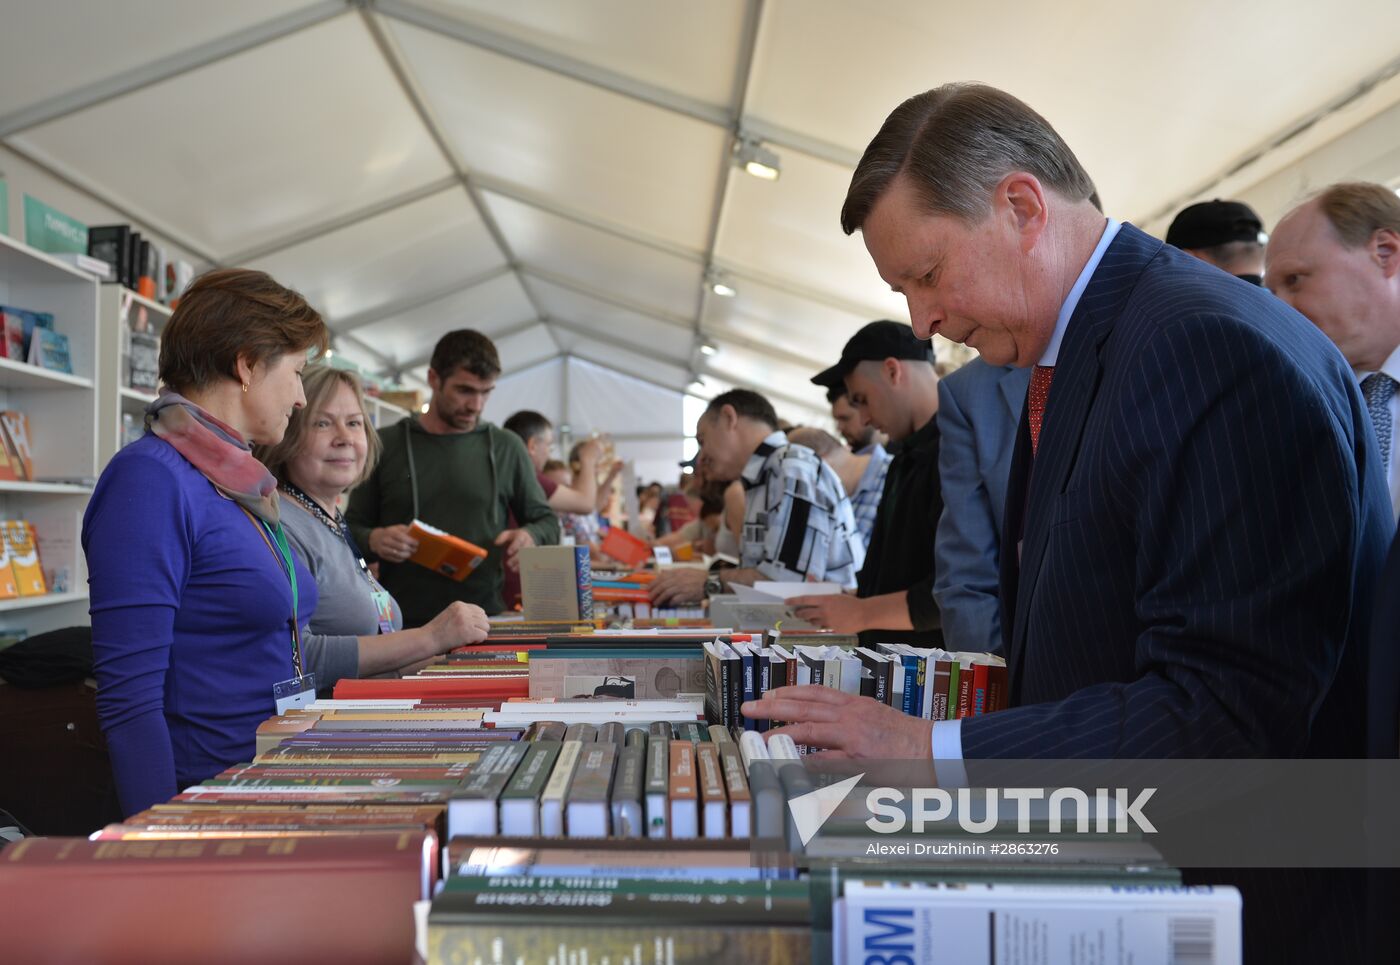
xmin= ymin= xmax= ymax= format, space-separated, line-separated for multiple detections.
xmin=930 ymin=719 xmax=968 ymax=788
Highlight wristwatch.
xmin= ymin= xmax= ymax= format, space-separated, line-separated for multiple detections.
xmin=703 ymin=573 xmax=725 ymax=599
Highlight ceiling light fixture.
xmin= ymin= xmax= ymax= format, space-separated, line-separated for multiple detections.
xmin=734 ymin=135 xmax=781 ymax=181
xmin=705 ymin=267 xmax=737 ymax=298
xmin=420 ymin=403 xmax=429 ymax=414
xmin=699 ymin=340 xmax=718 ymax=357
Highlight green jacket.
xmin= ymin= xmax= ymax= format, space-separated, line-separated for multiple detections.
xmin=346 ymin=417 xmax=559 ymax=622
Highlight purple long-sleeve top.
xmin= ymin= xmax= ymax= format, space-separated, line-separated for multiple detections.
xmin=82 ymin=433 xmax=317 ymax=816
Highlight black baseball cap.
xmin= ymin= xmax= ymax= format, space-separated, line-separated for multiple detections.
xmin=812 ymin=320 xmax=933 ymax=388
xmin=1165 ymin=199 xmax=1267 ymax=250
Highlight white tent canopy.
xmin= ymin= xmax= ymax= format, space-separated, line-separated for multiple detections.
xmin=2 ymin=0 xmax=1400 ymax=448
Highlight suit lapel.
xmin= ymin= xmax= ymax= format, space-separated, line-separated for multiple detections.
xmin=998 ymin=365 xmax=1023 ymax=423
xmin=1004 ymin=225 xmax=1165 ymax=692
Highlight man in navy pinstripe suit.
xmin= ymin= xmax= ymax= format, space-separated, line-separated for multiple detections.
xmin=744 ymin=83 xmax=1395 ymax=963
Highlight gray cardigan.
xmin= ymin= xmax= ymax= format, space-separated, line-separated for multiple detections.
xmin=281 ymin=497 xmax=405 ymax=689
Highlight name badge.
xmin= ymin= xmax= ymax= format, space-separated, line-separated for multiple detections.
xmin=652 ymin=546 xmax=673 ymax=565
xmin=273 ymin=673 xmax=318 ymax=714
xmin=370 ymin=587 xmax=396 ymax=635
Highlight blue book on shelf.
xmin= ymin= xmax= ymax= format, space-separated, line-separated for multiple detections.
xmin=28 ymin=327 xmax=72 ymax=374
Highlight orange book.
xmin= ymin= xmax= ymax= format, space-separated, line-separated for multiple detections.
xmin=6 ymin=521 xmax=46 ymax=596
xmin=406 ymin=518 xmax=488 ymax=582
xmin=0 ymin=411 xmax=33 ymax=481
xmin=0 ymin=528 xmax=18 ymax=599
xmin=600 ymin=527 xmax=652 ymax=568
xmin=333 ymin=675 xmax=529 ymax=701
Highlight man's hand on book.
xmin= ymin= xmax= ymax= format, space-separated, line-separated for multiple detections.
xmin=648 ymin=567 xmax=707 ymax=605
xmin=370 ymin=524 xmax=419 ymax=563
xmin=741 ymin=686 xmax=935 ymax=761
xmin=494 ymin=528 xmax=535 ymax=571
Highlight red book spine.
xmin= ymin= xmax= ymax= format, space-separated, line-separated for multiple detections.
xmin=971 ymin=663 xmax=990 ymax=716
xmin=332 ymin=676 xmax=530 ymax=700
xmin=985 ymin=666 xmax=1009 ymax=713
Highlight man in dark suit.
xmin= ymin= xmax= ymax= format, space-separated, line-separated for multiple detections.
xmin=742 ymin=82 xmax=1393 ymax=963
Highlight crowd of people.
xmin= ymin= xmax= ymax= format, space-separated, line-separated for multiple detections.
xmin=79 ymin=80 xmax=1400 ymax=962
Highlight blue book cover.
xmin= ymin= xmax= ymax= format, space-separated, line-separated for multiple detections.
xmin=29 ymin=326 xmax=71 ymax=374
xmin=738 ymin=643 xmax=757 ymax=732
xmin=573 ymin=544 xmax=593 ymax=619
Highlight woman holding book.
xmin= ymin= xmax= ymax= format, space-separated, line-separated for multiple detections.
xmin=256 ymin=365 xmax=490 ymax=689
xmin=83 ymin=269 xmax=328 ymax=817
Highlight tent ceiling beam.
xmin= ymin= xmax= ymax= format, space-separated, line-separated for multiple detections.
xmin=0 ymin=1 xmax=354 ymax=138
xmin=693 ymin=0 xmax=765 ymax=335
xmin=518 ymin=264 xmax=693 ymax=330
xmin=356 ymin=6 xmax=548 ymax=325
xmin=367 ymin=0 xmax=858 ymax=169
xmin=331 ymin=264 xmax=515 ymax=333
xmin=225 ymin=174 xmax=461 ymax=264
xmin=546 ymin=317 xmax=692 ymax=369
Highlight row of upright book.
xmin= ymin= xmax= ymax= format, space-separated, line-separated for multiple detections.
xmin=705 ymin=635 xmax=1010 ymax=732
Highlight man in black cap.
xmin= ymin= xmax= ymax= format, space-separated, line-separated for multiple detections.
xmin=1165 ymin=198 xmax=1268 ymax=285
xmin=791 ymin=320 xmax=944 ymax=645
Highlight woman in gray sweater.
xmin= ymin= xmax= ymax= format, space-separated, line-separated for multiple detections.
xmin=257 ymin=366 xmax=489 ymax=688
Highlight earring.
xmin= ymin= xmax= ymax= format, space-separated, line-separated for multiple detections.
xmin=242 ymin=383 xmax=249 ymax=393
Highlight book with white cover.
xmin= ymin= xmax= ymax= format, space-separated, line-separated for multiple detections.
xmin=538 ymin=739 xmax=583 ymax=837
xmin=834 ymin=881 xmax=1242 ymax=965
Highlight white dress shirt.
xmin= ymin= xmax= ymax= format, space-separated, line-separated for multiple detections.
xmin=931 ymin=218 xmax=1122 ymax=785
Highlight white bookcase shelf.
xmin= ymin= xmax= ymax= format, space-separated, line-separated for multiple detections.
xmin=0 ymin=590 xmax=89 ymax=613
xmin=0 ymin=232 xmax=100 ymax=635
xmin=97 ymin=284 xmax=172 ymax=468
xmin=368 ymin=396 xmax=410 ymax=428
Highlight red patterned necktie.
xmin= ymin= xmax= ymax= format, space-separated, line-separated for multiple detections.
xmin=1028 ymin=365 xmax=1056 ymax=455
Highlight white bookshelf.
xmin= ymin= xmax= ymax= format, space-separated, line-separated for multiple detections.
xmin=0 ymin=231 xmax=100 ymax=635
xmin=96 ymin=285 xmax=171 ymax=468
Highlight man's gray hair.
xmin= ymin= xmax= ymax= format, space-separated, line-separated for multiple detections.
xmin=841 ymin=83 xmax=1098 ymax=234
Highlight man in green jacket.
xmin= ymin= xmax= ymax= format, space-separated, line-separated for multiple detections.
xmin=347 ymin=330 xmax=559 ymax=622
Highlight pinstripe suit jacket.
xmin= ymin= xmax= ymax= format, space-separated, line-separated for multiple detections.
xmin=960 ymin=223 xmax=1395 ymax=761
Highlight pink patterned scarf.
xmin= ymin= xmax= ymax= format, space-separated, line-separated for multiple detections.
xmin=146 ymin=391 xmax=281 ymax=524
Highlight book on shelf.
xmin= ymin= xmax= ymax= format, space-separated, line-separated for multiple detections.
xmin=4 ymin=521 xmax=46 ymax=596
xmin=1 ymin=411 xmax=34 ymax=480
xmin=26 ymin=326 xmax=71 ymax=374
xmin=499 ymin=739 xmax=561 ymax=837
xmin=0 ymin=305 xmax=52 ymax=363
xmin=406 ymin=518 xmax=487 ymax=581
xmin=529 ymin=649 xmax=706 ymax=701
xmin=128 ymin=329 xmax=159 ymax=391
xmin=87 ymin=224 xmax=131 ymax=285
xmin=446 ymin=741 xmax=529 ymax=838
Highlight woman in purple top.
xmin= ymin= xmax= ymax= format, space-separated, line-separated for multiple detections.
xmin=82 ymin=268 xmax=329 ymax=816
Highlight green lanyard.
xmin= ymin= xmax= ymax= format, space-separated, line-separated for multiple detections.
xmin=244 ymin=510 xmax=304 ymax=678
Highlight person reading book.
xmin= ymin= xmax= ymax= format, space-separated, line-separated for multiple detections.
xmin=345 ymin=330 xmax=559 ymax=621
xmin=83 ymin=268 xmax=328 ymax=816
xmin=649 ymin=389 xmax=864 ymax=605
xmin=255 ymin=365 xmax=491 ymax=689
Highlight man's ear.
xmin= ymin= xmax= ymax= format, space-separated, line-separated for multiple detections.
xmin=721 ymin=404 xmax=739 ymax=431
xmin=883 ymin=357 xmax=902 ymax=386
xmin=995 ymin=171 xmax=1050 ymax=254
xmin=1371 ymin=228 xmax=1400 ymax=280
xmin=427 ymin=367 xmax=441 ymax=394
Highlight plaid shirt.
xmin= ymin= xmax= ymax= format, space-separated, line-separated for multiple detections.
xmin=848 ymin=443 xmax=891 ymax=549
xmin=739 ymin=432 xmax=865 ymax=588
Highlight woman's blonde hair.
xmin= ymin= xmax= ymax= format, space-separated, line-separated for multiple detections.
xmin=255 ymin=364 xmax=382 ymax=491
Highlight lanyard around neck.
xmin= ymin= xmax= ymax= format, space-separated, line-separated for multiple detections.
xmin=241 ymin=506 xmax=304 ymax=677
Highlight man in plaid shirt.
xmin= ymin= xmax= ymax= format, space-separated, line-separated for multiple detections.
xmin=649 ymin=389 xmax=864 ymax=605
